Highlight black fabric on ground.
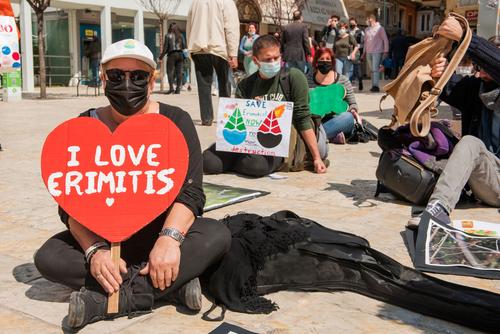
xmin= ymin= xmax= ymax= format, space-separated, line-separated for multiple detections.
xmin=202 ymin=144 xmax=284 ymax=177
xmin=203 ymin=211 xmax=500 ymax=333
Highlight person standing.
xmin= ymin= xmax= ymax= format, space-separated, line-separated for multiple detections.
xmin=187 ymin=0 xmax=239 ymax=126
xmin=281 ymin=10 xmax=311 ymax=73
xmin=348 ymin=17 xmax=364 ymax=90
xmin=239 ymin=23 xmax=260 ymax=76
xmin=390 ymin=29 xmax=409 ymax=78
xmin=334 ymin=21 xmax=358 ymax=77
xmin=321 ymin=15 xmax=340 ymax=51
xmin=159 ymin=23 xmax=186 ymax=94
xmin=362 ymin=14 xmax=389 ymax=92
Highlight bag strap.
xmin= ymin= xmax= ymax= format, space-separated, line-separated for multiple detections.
xmin=409 ymin=13 xmax=472 ymax=137
xmin=279 ymin=68 xmax=292 ymax=102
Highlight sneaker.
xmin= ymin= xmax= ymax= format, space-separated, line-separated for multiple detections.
xmin=358 ymin=81 xmax=363 ymax=91
xmin=201 ymin=120 xmax=213 ymax=126
xmin=370 ymin=86 xmax=380 ymax=92
xmin=331 ymin=132 xmax=346 ymax=144
xmin=425 ymin=200 xmax=451 ymax=225
xmin=170 ymin=278 xmax=202 ymax=312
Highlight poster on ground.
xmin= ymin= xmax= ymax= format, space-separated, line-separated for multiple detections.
xmin=216 ymin=97 xmax=293 ymax=158
xmin=408 ymin=212 xmax=500 ymax=279
xmin=203 ymin=182 xmax=269 ymax=212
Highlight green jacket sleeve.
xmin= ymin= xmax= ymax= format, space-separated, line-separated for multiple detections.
xmin=288 ymin=68 xmax=313 ymax=131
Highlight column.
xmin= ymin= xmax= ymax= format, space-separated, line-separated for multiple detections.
xmin=100 ymin=5 xmax=112 ymax=52
xmin=20 ymin=0 xmax=34 ymax=92
xmin=67 ymin=9 xmax=79 ymax=77
xmin=134 ymin=10 xmax=144 ymax=43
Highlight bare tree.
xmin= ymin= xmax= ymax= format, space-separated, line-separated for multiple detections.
xmin=260 ymin=0 xmax=308 ymax=28
xmin=26 ymin=0 xmax=50 ymax=99
xmin=137 ymin=0 xmax=181 ymax=91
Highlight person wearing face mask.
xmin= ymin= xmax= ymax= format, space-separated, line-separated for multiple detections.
xmin=33 ymin=39 xmax=232 ymax=329
xmin=407 ymin=35 xmax=500 ymax=228
xmin=239 ymin=23 xmax=260 ymax=75
xmin=308 ymin=47 xmax=359 ymax=144
xmin=334 ymin=21 xmax=359 ymax=77
xmin=203 ymin=35 xmax=328 ymax=177
xmin=348 ymin=17 xmax=364 ymax=91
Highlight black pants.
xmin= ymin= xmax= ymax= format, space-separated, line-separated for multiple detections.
xmin=34 ymin=217 xmax=231 ymax=298
xmin=203 ymin=144 xmax=284 ymax=177
xmin=167 ymin=51 xmax=184 ymax=91
xmin=191 ymin=54 xmax=231 ymax=124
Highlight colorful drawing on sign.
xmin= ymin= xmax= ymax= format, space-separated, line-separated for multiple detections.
xmin=257 ymin=104 xmax=285 ymax=148
xmin=216 ymin=97 xmax=294 ymax=157
xmin=223 ymin=105 xmax=247 ymax=145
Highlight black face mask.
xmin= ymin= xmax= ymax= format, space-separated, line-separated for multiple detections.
xmin=317 ymin=61 xmax=333 ymax=75
xmin=104 ymin=78 xmax=149 ymax=116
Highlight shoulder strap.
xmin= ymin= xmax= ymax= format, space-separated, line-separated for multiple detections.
xmin=409 ymin=13 xmax=472 ymax=137
xmin=279 ymin=68 xmax=292 ymax=102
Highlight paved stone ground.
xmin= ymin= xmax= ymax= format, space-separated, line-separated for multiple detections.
xmin=0 ymin=85 xmax=498 ymax=334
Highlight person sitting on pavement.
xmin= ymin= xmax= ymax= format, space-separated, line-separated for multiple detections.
xmin=203 ymin=35 xmax=328 ymax=177
xmin=33 ymin=39 xmax=232 ymax=329
xmin=308 ymin=47 xmax=360 ymax=144
xmin=408 ymin=35 xmax=500 ymax=227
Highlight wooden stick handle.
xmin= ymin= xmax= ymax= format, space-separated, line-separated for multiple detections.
xmin=107 ymin=242 xmax=121 ymax=314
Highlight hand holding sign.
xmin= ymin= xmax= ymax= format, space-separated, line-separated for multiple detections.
xmin=41 ymin=113 xmax=189 ymax=312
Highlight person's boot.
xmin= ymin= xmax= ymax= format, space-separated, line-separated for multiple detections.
xmin=166 ymin=85 xmax=175 ymax=94
xmin=67 ymin=264 xmax=154 ymax=329
xmin=174 ymin=87 xmax=181 ymax=94
xmin=164 ymin=278 xmax=202 ymax=312
xmin=67 ymin=286 xmax=154 ymax=329
xmin=358 ymin=80 xmax=363 ymax=91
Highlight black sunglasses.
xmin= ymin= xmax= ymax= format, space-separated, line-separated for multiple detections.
xmin=105 ymin=69 xmax=151 ymax=85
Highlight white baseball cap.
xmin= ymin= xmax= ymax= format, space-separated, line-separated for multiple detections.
xmin=101 ymin=39 xmax=157 ymax=69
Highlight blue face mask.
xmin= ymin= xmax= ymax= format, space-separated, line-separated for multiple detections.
xmin=258 ymin=59 xmax=281 ymax=79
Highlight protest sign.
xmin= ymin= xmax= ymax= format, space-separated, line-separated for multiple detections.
xmin=41 ymin=113 xmax=189 ymax=312
xmin=0 ymin=15 xmax=20 ymax=71
xmin=41 ymin=114 xmax=189 ymax=243
xmin=216 ymin=97 xmax=293 ymax=157
xmin=309 ymin=84 xmax=349 ymax=117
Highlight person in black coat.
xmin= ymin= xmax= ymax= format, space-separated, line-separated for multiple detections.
xmin=281 ymin=10 xmax=311 ymax=73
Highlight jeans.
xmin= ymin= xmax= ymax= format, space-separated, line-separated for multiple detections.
xmin=349 ymin=62 xmax=362 ymax=84
xmin=322 ymin=112 xmax=355 ymax=140
xmin=34 ymin=218 xmax=232 ymax=293
xmin=192 ymin=54 xmax=231 ymax=124
xmin=366 ymin=52 xmax=383 ymax=88
xmin=203 ymin=143 xmax=284 ymax=177
xmin=430 ymin=136 xmax=500 ymax=212
xmin=335 ymin=57 xmax=351 ymax=77
xmin=166 ymin=51 xmax=184 ymax=91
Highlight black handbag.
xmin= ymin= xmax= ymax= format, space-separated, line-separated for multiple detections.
xmin=375 ymin=149 xmax=437 ymax=205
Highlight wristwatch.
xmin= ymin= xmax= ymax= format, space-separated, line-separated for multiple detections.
xmin=159 ymin=227 xmax=185 ymax=244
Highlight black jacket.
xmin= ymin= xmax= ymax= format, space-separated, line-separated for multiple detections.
xmin=58 ymin=103 xmax=205 ymax=229
xmin=281 ymin=21 xmax=310 ymax=62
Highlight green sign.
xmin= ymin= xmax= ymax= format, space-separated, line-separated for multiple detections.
xmin=309 ymin=84 xmax=349 ymax=117
xmin=2 ymin=70 xmax=21 ymax=88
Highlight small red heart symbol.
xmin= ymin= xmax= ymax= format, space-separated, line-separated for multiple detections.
xmin=41 ymin=114 xmax=189 ymax=242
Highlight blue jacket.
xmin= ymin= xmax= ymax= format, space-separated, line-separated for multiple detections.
xmin=239 ymin=34 xmax=259 ymax=56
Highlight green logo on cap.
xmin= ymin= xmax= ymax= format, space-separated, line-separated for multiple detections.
xmin=124 ymin=40 xmax=136 ymax=49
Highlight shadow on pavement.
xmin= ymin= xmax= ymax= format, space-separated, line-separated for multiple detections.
xmin=324 ymin=179 xmax=397 ymax=208
xmin=13 ymin=262 xmax=73 ymax=303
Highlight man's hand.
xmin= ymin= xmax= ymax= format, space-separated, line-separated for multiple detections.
xmin=431 ymin=57 xmax=448 ymax=78
xmin=314 ymin=159 xmax=327 ymax=174
xmin=229 ymin=56 xmax=238 ymax=69
xmin=90 ymin=249 xmax=127 ymax=294
xmin=140 ymin=237 xmax=181 ymax=290
xmin=360 ymin=53 xmax=366 ymax=61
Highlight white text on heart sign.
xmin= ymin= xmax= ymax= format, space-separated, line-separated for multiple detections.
xmin=47 ymin=144 xmax=177 ymax=197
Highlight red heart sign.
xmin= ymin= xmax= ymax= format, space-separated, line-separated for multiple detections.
xmin=41 ymin=114 xmax=189 ymax=242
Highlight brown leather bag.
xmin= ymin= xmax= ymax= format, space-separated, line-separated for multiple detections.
xmin=380 ymin=13 xmax=472 ymax=137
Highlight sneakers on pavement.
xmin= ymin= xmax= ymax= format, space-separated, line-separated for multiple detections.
xmin=406 ymin=200 xmax=451 ymax=229
xmin=170 ymin=278 xmax=202 ymax=312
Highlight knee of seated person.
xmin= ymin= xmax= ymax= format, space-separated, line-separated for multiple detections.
xmin=197 ymin=218 xmax=232 ymax=255
xmin=456 ymin=135 xmax=483 ymax=154
xmin=34 ymin=241 xmax=58 ymax=280
xmin=237 ymin=157 xmax=272 ymax=177
xmin=202 ymin=149 xmax=223 ymax=174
